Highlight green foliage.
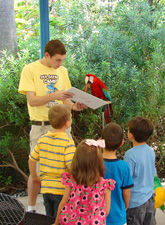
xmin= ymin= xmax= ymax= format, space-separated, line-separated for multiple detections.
xmin=15 ymin=0 xmax=40 ymax=39
xmin=48 ymin=0 xmax=164 ymax=124
xmin=0 ymin=48 xmax=37 ymax=186
xmin=0 ymin=170 xmax=12 ymax=186
xmin=0 ymin=49 xmax=38 ymax=127
xmin=72 ymin=108 xmax=103 ymax=144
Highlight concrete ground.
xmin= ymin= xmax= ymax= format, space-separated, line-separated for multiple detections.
xmin=17 ymin=190 xmax=165 ymax=225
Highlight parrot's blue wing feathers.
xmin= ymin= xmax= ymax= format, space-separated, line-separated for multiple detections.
xmin=102 ymin=88 xmax=112 ymax=102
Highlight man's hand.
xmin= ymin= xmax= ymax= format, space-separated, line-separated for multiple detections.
xmin=72 ymin=102 xmax=88 ymax=111
xmin=53 ymin=90 xmax=74 ymax=101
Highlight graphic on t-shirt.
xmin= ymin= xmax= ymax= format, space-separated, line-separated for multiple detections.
xmin=47 ymin=83 xmax=57 ymax=93
xmin=46 ymin=83 xmax=59 ymax=108
xmin=40 ymin=74 xmax=59 ymax=108
xmin=40 ymin=74 xmax=59 ymax=84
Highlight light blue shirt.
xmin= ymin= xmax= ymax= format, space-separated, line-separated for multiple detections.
xmin=124 ymin=144 xmax=156 ymax=208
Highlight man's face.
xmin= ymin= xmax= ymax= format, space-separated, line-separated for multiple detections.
xmin=46 ymin=53 xmax=66 ymax=69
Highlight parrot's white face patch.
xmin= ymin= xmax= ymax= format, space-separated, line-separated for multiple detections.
xmin=89 ymin=76 xmax=94 ymax=83
xmin=85 ymin=76 xmax=94 ymax=85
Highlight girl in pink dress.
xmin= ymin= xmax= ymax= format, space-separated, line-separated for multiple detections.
xmin=54 ymin=139 xmax=116 ymax=225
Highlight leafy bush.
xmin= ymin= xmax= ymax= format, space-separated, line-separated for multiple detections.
xmin=0 ymin=48 xmax=39 ymax=189
xmin=48 ymin=0 xmax=165 ymax=121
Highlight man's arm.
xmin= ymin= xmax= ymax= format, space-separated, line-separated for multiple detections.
xmin=26 ymin=91 xmax=87 ymax=111
xmin=122 ymin=188 xmax=130 ymax=210
xmin=26 ymin=91 xmax=74 ymax=107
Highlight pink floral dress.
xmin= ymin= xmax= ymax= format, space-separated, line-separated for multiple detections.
xmin=59 ymin=172 xmax=115 ymax=225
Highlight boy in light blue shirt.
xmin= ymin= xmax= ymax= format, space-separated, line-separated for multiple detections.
xmin=124 ymin=116 xmax=156 ymax=225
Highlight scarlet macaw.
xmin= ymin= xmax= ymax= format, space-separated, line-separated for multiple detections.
xmin=85 ymin=74 xmax=113 ymax=124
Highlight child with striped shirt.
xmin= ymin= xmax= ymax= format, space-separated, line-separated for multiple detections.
xmin=28 ymin=104 xmax=76 ymax=218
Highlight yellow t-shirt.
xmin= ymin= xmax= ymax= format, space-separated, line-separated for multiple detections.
xmin=29 ymin=131 xmax=76 ymax=195
xmin=18 ymin=60 xmax=71 ymax=121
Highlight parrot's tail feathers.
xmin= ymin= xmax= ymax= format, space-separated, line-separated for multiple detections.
xmin=104 ymin=104 xmax=113 ymax=124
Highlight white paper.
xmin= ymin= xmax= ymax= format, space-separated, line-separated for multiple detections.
xmin=67 ymin=87 xmax=107 ymax=110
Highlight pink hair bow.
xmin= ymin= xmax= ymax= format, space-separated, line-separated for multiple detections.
xmin=85 ymin=139 xmax=105 ymax=148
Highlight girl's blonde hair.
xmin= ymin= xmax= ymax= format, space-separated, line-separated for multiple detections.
xmin=71 ymin=140 xmax=104 ymax=186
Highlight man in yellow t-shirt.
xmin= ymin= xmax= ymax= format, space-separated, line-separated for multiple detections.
xmin=29 ymin=104 xmax=76 ymax=218
xmin=18 ymin=39 xmax=87 ymax=212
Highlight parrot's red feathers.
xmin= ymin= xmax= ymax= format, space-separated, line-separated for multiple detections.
xmin=104 ymin=104 xmax=113 ymax=123
xmin=85 ymin=74 xmax=113 ymax=123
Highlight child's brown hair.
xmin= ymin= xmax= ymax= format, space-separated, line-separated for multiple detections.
xmin=48 ymin=104 xmax=71 ymax=129
xmin=102 ymin=123 xmax=123 ymax=150
xmin=71 ymin=140 xmax=104 ymax=186
xmin=128 ymin=116 xmax=153 ymax=143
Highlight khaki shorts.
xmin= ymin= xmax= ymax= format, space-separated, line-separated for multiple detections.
xmin=29 ymin=124 xmax=72 ymax=174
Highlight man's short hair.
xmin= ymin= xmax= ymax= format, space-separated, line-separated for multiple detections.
xmin=102 ymin=123 xmax=123 ymax=150
xmin=44 ymin=40 xmax=66 ymax=57
xmin=48 ymin=104 xmax=71 ymax=129
xmin=128 ymin=116 xmax=153 ymax=142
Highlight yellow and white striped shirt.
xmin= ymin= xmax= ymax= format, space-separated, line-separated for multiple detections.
xmin=29 ymin=131 xmax=76 ymax=195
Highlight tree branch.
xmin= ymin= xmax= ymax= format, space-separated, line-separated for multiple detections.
xmin=0 ymin=150 xmax=28 ymax=182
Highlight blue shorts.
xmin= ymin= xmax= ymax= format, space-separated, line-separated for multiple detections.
xmin=43 ymin=193 xmax=63 ymax=218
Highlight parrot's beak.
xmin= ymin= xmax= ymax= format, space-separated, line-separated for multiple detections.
xmin=85 ymin=83 xmax=88 ymax=92
xmin=85 ymin=76 xmax=89 ymax=92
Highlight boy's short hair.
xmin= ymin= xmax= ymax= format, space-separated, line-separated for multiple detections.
xmin=44 ymin=40 xmax=66 ymax=57
xmin=128 ymin=116 xmax=153 ymax=142
xmin=48 ymin=104 xmax=71 ymax=129
xmin=102 ymin=123 xmax=123 ymax=150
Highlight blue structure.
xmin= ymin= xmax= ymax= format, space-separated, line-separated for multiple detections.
xmin=39 ymin=0 xmax=49 ymax=58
